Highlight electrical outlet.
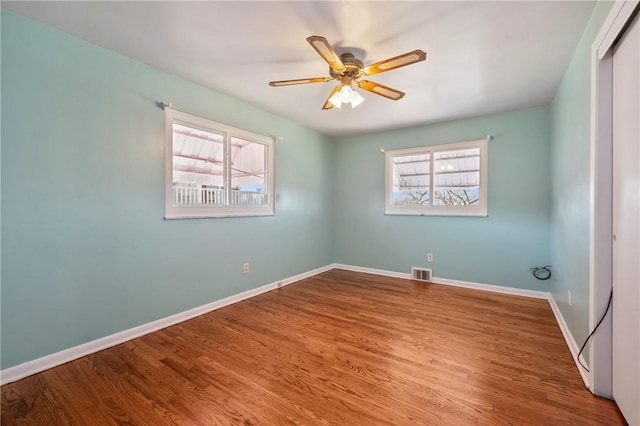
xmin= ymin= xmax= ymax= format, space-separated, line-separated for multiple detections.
xmin=568 ymin=290 xmax=572 ymax=306
xmin=243 ymin=263 xmax=250 ymax=273
xmin=427 ymin=253 xmax=433 ymax=262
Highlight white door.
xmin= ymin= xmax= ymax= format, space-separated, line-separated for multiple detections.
xmin=612 ymin=10 xmax=640 ymax=426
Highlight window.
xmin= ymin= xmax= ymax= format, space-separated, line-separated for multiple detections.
xmin=385 ymin=138 xmax=488 ymax=216
xmin=165 ymin=108 xmax=275 ymax=219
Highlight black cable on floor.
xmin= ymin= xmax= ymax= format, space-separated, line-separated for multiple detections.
xmin=576 ymin=290 xmax=613 ymax=372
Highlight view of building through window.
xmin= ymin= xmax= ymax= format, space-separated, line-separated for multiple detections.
xmin=172 ymin=125 xmax=268 ymax=206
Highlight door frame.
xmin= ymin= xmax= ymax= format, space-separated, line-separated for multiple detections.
xmin=589 ymin=0 xmax=639 ymax=398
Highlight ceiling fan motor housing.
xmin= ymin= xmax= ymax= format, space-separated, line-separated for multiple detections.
xmin=330 ymin=53 xmax=364 ymax=82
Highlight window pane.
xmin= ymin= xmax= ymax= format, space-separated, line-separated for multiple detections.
xmin=433 ymin=148 xmax=480 ymax=206
xmin=392 ymin=153 xmax=431 ymax=206
xmin=230 ymin=137 xmax=268 ymax=206
xmin=172 ymin=123 xmax=225 ymax=205
xmin=166 ymin=108 xmax=275 ymax=219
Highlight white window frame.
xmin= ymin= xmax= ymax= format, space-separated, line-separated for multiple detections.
xmin=384 ymin=138 xmax=488 ymax=217
xmin=165 ymin=108 xmax=275 ymax=219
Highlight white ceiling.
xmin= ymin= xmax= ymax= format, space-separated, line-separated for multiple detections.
xmin=3 ymin=1 xmax=596 ymax=138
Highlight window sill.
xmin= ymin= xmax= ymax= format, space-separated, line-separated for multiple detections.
xmin=384 ymin=207 xmax=487 ymax=217
xmin=165 ymin=207 xmax=275 ymax=219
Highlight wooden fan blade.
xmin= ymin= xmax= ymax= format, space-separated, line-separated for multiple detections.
xmin=363 ymin=50 xmax=426 ymax=76
xmin=269 ymin=77 xmax=332 ymax=87
xmin=357 ymin=80 xmax=405 ymax=100
xmin=322 ymin=85 xmax=341 ymax=110
xmin=307 ymin=36 xmax=346 ymax=72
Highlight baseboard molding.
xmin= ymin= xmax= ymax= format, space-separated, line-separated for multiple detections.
xmin=334 ymin=263 xmax=548 ymax=299
xmin=547 ymin=295 xmax=591 ymax=388
xmin=0 ymin=264 xmax=334 ymax=385
xmin=431 ymin=276 xmax=549 ymax=299
xmin=332 ymin=263 xmax=411 ymax=280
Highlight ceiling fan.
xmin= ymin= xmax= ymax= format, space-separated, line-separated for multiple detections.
xmin=269 ymin=36 xmax=427 ymax=110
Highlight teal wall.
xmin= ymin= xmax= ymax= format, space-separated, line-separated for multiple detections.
xmin=333 ymin=107 xmax=551 ymax=290
xmin=0 ymin=11 xmax=335 ymax=369
xmin=549 ymin=1 xmax=613 ymax=360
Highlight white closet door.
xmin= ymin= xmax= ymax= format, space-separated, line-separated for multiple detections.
xmin=612 ymin=10 xmax=640 ymax=426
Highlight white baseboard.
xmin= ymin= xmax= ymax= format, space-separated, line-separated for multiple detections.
xmin=547 ymin=295 xmax=591 ymax=388
xmin=334 ymin=263 xmax=548 ymax=299
xmin=0 ymin=264 xmax=334 ymax=385
xmin=332 ymin=263 xmax=411 ymax=280
xmin=430 ymin=276 xmax=549 ymax=299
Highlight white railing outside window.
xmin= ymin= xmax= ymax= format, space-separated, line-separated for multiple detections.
xmin=231 ymin=190 xmax=267 ymax=205
xmin=173 ymin=185 xmax=266 ymax=206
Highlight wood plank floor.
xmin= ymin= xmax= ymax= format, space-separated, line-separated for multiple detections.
xmin=1 ymin=269 xmax=625 ymax=425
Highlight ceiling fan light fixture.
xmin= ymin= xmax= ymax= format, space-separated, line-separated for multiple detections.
xmin=351 ymin=90 xmax=365 ymax=108
xmin=328 ymin=90 xmax=343 ymax=108
xmin=329 ymin=83 xmax=364 ymax=109
xmin=339 ymin=84 xmax=355 ymax=103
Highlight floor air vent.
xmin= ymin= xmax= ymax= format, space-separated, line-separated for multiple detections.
xmin=411 ymin=267 xmax=432 ymax=281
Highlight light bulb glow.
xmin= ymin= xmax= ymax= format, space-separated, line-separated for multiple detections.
xmin=339 ymin=85 xmax=355 ymax=103
xmin=351 ymin=91 xmax=365 ymax=108
xmin=328 ymin=91 xmax=342 ymax=108
xmin=328 ymin=84 xmax=365 ymax=109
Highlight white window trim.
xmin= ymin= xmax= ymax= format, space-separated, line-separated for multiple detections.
xmin=384 ymin=138 xmax=488 ymax=217
xmin=165 ymin=108 xmax=275 ymax=219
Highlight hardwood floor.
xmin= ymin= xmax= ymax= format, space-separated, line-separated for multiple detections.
xmin=1 ymin=269 xmax=625 ymax=425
